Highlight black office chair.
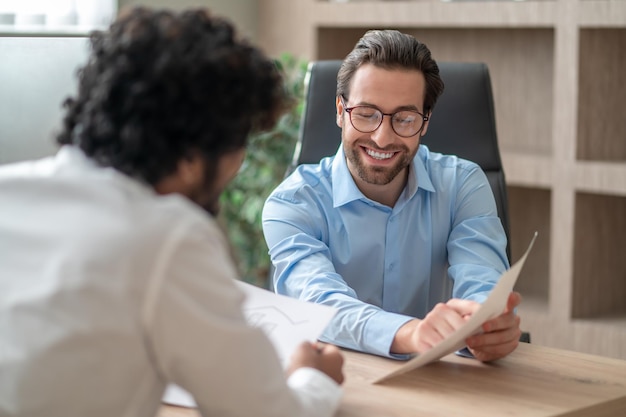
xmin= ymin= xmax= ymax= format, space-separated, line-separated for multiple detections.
xmin=290 ymin=59 xmax=511 ymax=262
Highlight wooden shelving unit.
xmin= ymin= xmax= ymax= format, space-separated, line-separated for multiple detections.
xmin=258 ymin=0 xmax=626 ymax=360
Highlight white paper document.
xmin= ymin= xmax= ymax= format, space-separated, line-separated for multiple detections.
xmin=162 ymin=280 xmax=337 ymax=407
xmin=374 ymin=231 xmax=538 ymax=384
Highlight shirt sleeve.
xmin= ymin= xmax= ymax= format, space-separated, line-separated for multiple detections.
xmin=446 ymin=165 xmax=510 ymax=303
xmin=288 ymin=368 xmax=343 ymax=416
xmin=142 ymin=217 xmax=342 ymax=417
xmin=263 ymin=191 xmax=413 ymax=359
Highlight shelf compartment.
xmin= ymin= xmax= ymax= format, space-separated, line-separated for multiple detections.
xmin=577 ymin=28 xmax=626 ymax=162
xmin=572 ymin=192 xmax=626 ymax=319
xmin=317 ymin=27 xmax=554 ymax=157
xmin=313 ymin=0 xmax=558 ymax=28
xmin=508 ymin=186 xmax=551 ymax=304
xmin=575 ymin=161 xmax=626 ymax=197
xmin=520 ymin=312 xmax=626 ymax=360
xmin=578 ymin=0 xmax=626 ymax=28
xmin=502 ymin=152 xmax=553 ymax=188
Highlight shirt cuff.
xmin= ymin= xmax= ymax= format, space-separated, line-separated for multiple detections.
xmin=287 ymin=367 xmax=343 ymax=417
xmin=362 ymin=310 xmax=415 ymax=359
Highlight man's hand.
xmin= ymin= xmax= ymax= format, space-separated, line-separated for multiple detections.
xmin=391 ymin=292 xmax=522 ymax=361
xmin=287 ymin=341 xmax=345 ymax=384
xmin=466 ymin=291 xmax=522 ymax=362
xmin=391 ymin=299 xmax=481 ymax=354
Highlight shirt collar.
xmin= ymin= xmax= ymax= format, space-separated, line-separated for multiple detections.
xmin=331 ymin=146 xmax=365 ymax=207
xmin=56 ymin=145 xmax=155 ymax=196
xmin=413 ymin=145 xmax=435 ymax=193
xmin=331 ymin=145 xmax=435 ymax=208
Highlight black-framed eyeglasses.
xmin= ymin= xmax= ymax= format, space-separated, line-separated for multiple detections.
xmin=340 ymin=95 xmax=429 ymax=138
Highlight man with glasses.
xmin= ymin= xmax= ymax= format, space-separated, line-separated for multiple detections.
xmin=262 ymin=30 xmax=522 ymax=361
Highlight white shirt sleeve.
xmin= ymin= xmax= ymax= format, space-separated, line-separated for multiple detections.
xmin=288 ymin=368 xmax=343 ymax=417
xmin=141 ymin=216 xmax=342 ymax=417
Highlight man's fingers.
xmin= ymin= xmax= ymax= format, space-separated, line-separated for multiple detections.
xmin=416 ymin=303 xmax=473 ymax=352
xmin=482 ymin=292 xmax=522 ymax=332
xmin=505 ymin=291 xmax=522 ymax=313
xmin=466 ymin=324 xmax=521 ymax=362
xmin=446 ymin=298 xmax=481 ymax=317
xmin=482 ymin=308 xmax=520 ymax=333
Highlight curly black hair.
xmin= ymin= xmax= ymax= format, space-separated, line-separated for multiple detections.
xmin=57 ymin=7 xmax=289 ymax=186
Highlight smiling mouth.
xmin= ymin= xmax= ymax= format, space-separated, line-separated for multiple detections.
xmin=365 ymin=148 xmax=396 ymax=160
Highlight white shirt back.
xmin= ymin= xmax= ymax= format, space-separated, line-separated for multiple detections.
xmin=0 ymin=146 xmax=340 ymax=417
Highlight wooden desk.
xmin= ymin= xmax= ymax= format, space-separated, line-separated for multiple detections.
xmin=158 ymin=343 xmax=626 ymax=417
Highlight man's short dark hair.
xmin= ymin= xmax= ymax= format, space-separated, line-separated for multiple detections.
xmin=57 ymin=7 xmax=289 ymax=185
xmin=337 ymin=30 xmax=444 ymax=114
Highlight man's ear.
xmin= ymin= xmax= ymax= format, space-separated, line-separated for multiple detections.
xmin=335 ymin=96 xmax=343 ymax=128
xmin=177 ymin=155 xmax=204 ymax=188
xmin=420 ymin=111 xmax=432 ymax=137
xmin=154 ymin=154 xmax=204 ymax=196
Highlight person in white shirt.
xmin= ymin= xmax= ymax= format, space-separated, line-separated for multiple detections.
xmin=0 ymin=7 xmax=343 ymax=417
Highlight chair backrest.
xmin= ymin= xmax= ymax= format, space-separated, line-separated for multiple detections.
xmin=290 ymin=60 xmax=511 ymax=261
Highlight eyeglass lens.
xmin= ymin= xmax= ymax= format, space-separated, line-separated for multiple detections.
xmin=350 ymin=106 xmax=426 ymax=137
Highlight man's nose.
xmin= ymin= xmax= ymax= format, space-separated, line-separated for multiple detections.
xmin=369 ymin=116 xmax=396 ymax=147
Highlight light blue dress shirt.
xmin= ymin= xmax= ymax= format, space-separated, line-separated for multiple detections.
xmin=262 ymin=145 xmax=509 ymax=358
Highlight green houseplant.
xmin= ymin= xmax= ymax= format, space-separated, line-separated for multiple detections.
xmin=219 ymin=54 xmax=309 ymax=288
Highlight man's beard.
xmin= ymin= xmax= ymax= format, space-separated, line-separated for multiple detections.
xmin=187 ymin=174 xmax=221 ymax=217
xmin=344 ymin=139 xmax=413 ymax=185
xmin=198 ymin=185 xmax=222 ymax=217
xmin=202 ymin=199 xmax=220 ymax=217
xmin=196 ymin=158 xmax=226 ymax=217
